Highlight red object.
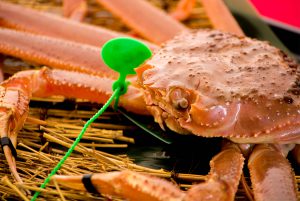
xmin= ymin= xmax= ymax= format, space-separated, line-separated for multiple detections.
xmin=250 ymin=0 xmax=300 ymax=32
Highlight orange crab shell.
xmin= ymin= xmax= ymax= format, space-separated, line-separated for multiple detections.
xmin=137 ymin=30 xmax=300 ymax=144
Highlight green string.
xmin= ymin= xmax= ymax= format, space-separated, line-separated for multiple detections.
xmin=31 ymin=87 xmax=121 ymax=201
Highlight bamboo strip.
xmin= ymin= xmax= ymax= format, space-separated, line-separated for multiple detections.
xmin=42 ymin=133 xmax=125 ymax=167
xmin=1 ymin=176 xmax=30 ymax=201
xmin=79 ymin=143 xmax=127 ymax=148
xmin=53 ymin=179 xmax=66 ymax=201
xmin=18 ymin=142 xmax=53 ymax=162
xmin=14 ymin=184 xmax=94 ymax=199
xmin=114 ymin=136 xmax=135 ymax=144
xmin=39 ymin=142 xmax=49 ymax=152
xmin=47 ymin=118 xmax=133 ymax=130
xmin=26 ymin=116 xmax=48 ymax=125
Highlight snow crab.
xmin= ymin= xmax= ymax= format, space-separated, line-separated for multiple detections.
xmin=0 ymin=0 xmax=299 ymax=200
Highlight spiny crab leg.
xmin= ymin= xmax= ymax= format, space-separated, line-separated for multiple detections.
xmin=0 ymin=0 xmax=183 ymax=47
xmin=0 ymin=1 xmax=156 ymax=49
xmin=53 ymin=171 xmax=185 ymax=201
xmin=0 ymin=67 xmax=147 ymax=183
xmin=96 ymin=0 xmax=244 ymax=40
xmin=0 ymin=24 xmax=150 ymax=183
xmin=248 ymin=144 xmax=298 ymax=201
xmin=0 ymin=0 xmax=243 ymax=48
xmin=52 ymin=141 xmax=244 ymax=201
xmin=0 ymin=28 xmax=115 ymax=78
xmin=184 ymin=141 xmax=244 ymax=201
xmin=62 ymin=0 xmax=196 ymax=23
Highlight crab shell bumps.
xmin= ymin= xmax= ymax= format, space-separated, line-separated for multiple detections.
xmin=137 ymin=30 xmax=300 ymax=145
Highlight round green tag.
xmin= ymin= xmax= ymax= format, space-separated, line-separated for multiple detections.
xmin=101 ymin=37 xmax=152 ymax=75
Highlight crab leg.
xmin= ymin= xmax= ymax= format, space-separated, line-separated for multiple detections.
xmin=184 ymin=141 xmax=244 ymax=201
xmin=52 ymin=141 xmax=244 ymax=201
xmin=0 ymin=0 xmax=243 ymax=48
xmin=0 ymin=1 xmax=156 ymax=49
xmin=95 ymin=0 xmax=187 ymax=44
xmin=201 ymin=0 xmax=244 ymax=36
xmin=170 ymin=0 xmax=197 ymax=21
xmin=53 ymin=171 xmax=185 ymax=201
xmin=0 ymin=26 xmax=150 ymax=183
xmin=0 ymin=0 xmax=185 ymax=47
xmin=94 ymin=0 xmax=243 ymax=42
xmin=63 ymin=0 xmax=87 ymax=21
xmin=248 ymin=144 xmax=298 ymax=201
xmin=0 ymin=67 xmax=147 ymax=182
xmin=0 ymin=27 xmax=116 ymax=77
xmin=62 ymin=0 xmax=195 ymax=23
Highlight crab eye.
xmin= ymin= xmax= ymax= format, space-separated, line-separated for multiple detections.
xmin=173 ymin=98 xmax=189 ymax=110
xmin=169 ymin=88 xmax=190 ymax=110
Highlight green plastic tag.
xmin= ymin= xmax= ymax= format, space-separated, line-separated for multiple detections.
xmin=101 ymin=37 xmax=152 ymax=107
xmin=101 ymin=37 xmax=152 ymax=75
